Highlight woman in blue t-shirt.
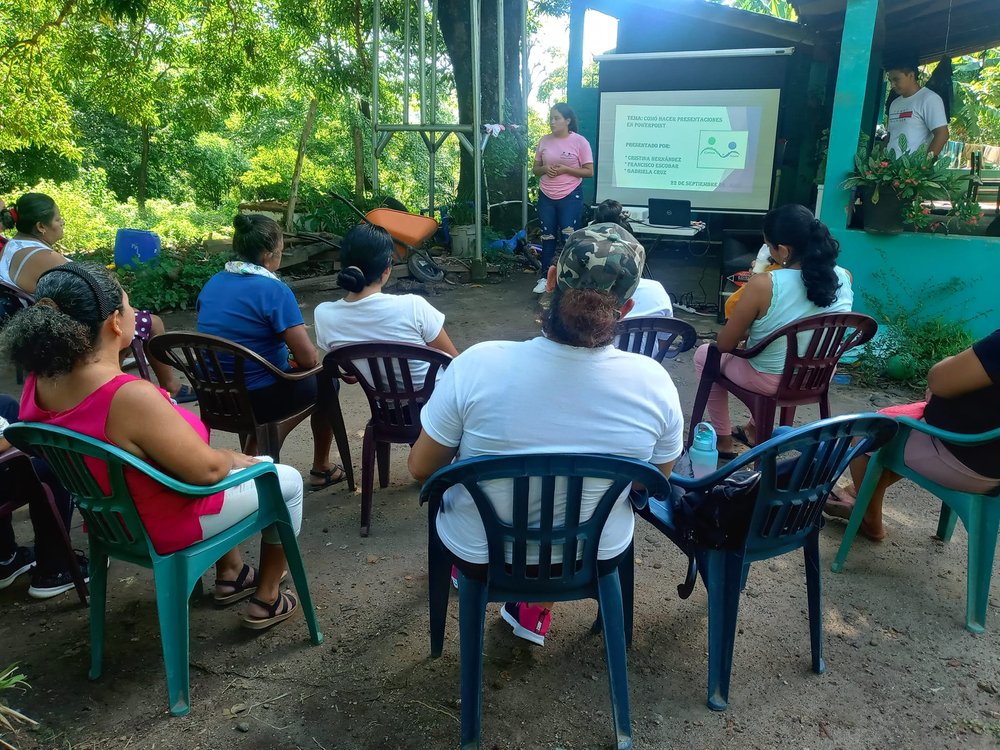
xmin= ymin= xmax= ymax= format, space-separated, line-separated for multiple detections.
xmin=196 ymin=215 xmax=346 ymax=490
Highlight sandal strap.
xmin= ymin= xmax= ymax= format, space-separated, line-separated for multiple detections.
xmin=309 ymin=465 xmax=344 ymax=480
xmin=215 ymin=563 xmax=254 ymax=588
xmin=248 ymin=591 xmax=295 ymax=618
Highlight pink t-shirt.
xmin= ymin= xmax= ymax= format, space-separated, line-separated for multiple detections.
xmin=20 ymin=373 xmax=225 ymax=555
xmin=535 ymin=132 xmax=593 ymax=200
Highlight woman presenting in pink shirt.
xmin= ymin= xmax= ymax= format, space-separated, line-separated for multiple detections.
xmin=531 ymin=103 xmax=594 ymax=294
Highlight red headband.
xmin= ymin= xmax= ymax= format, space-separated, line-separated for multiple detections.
xmin=8 ymin=207 xmax=17 ymax=223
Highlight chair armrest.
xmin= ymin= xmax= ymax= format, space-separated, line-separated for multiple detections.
xmin=108 ymin=453 xmax=281 ymax=497
xmin=271 ymin=363 xmax=322 ymax=382
xmin=628 ymin=487 xmax=650 ymax=511
xmin=895 ymin=416 xmax=1000 ymax=446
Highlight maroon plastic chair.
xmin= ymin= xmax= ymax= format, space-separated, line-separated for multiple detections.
xmin=688 ymin=312 xmax=877 ymax=447
xmin=323 ymin=342 xmax=452 ymax=536
xmin=149 ymin=332 xmax=354 ymax=483
xmin=1 ymin=280 xmax=152 ymax=383
xmin=0 ymin=448 xmax=89 ymax=605
xmin=615 ymin=316 xmax=697 ymax=363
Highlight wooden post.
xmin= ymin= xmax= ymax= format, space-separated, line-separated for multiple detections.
xmin=286 ymin=98 xmax=319 ymax=232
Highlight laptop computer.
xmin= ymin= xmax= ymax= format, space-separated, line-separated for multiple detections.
xmin=647 ymin=198 xmax=692 ymax=227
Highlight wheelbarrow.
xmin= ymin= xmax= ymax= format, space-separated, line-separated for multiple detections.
xmin=331 ymin=193 xmax=446 ymax=283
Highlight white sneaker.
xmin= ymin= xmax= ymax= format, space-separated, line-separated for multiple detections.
xmin=532 ymin=278 xmax=548 ymax=294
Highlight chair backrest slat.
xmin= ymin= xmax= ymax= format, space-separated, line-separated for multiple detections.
xmin=729 ymin=415 xmax=897 ymax=553
xmin=323 ymin=342 xmax=453 ymax=443
xmin=421 ymin=454 xmax=670 ymax=600
xmin=149 ymin=332 xmax=280 ymax=435
xmin=769 ymin=313 xmax=877 ymax=401
xmin=6 ymin=423 xmax=167 ymax=561
xmin=614 ymin=316 xmax=697 ymax=363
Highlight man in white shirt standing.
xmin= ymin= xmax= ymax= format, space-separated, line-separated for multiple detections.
xmin=885 ymin=57 xmax=949 ymax=158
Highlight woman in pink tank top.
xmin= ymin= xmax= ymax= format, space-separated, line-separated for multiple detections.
xmin=2 ymin=263 xmax=305 ymax=631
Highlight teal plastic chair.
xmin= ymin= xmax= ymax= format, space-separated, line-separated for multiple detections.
xmin=5 ymin=422 xmax=323 ymax=716
xmin=637 ymin=415 xmax=897 ymax=710
xmin=831 ymin=416 xmax=1000 ymax=633
xmin=421 ymin=453 xmax=670 ymax=750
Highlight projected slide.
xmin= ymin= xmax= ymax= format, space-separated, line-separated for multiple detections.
xmin=597 ymin=90 xmax=781 ymax=212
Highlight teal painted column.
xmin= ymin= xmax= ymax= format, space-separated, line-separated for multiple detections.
xmin=819 ymin=0 xmax=881 ymax=225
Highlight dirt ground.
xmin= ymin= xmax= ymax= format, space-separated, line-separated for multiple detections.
xmin=1 ymin=268 xmax=999 ymax=750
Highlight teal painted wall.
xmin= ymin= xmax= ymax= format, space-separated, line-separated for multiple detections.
xmin=836 ymin=229 xmax=998 ymax=338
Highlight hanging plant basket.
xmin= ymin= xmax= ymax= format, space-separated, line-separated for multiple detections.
xmin=860 ymin=186 xmax=904 ymax=234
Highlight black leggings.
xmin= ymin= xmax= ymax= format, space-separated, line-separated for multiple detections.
xmin=0 ymin=395 xmax=76 ymax=574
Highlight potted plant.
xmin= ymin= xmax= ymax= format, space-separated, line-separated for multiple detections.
xmin=843 ymin=135 xmax=981 ymax=234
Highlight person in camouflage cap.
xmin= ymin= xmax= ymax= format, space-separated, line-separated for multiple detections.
xmin=554 ymin=222 xmax=645 ymax=305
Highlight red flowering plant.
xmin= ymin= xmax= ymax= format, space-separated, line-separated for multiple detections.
xmin=843 ymin=135 xmax=981 ymax=232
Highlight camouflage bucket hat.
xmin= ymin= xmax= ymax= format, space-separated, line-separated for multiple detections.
xmin=555 ymin=222 xmax=646 ymax=305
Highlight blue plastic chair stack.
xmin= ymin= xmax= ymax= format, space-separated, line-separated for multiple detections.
xmin=637 ymin=415 xmax=897 ymax=710
xmin=421 ymin=453 xmax=670 ymax=750
xmin=831 ymin=416 xmax=1000 ymax=633
xmin=6 ymin=422 xmax=323 ymax=716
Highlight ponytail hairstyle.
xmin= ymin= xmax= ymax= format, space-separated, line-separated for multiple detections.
xmin=4 ymin=192 xmax=57 ymax=235
xmin=0 ymin=263 xmax=125 ymax=378
xmin=762 ymin=204 xmax=841 ymax=308
xmin=551 ymin=102 xmax=579 ymax=133
xmin=232 ymin=214 xmax=282 ymax=264
xmin=592 ymin=199 xmax=633 ymax=234
xmin=336 ymin=223 xmax=394 ymax=293
xmin=542 ymin=288 xmax=620 ymax=348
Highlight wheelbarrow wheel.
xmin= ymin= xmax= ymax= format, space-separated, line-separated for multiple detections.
xmin=407 ymin=253 xmax=445 ymax=283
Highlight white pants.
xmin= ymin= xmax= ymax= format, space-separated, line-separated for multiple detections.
xmin=199 ymin=462 xmax=304 ymax=545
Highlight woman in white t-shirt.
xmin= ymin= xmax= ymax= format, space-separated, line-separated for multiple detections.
xmin=884 ymin=58 xmax=949 ymax=158
xmin=408 ymin=223 xmax=683 ymax=647
xmin=314 ymin=224 xmax=458 ymax=383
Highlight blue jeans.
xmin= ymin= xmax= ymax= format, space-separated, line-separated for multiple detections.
xmin=538 ymin=188 xmax=584 ymax=277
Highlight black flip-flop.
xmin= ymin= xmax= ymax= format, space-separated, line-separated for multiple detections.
xmin=731 ymin=425 xmax=756 ymax=449
xmin=309 ymin=465 xmax=347 ymax=492
xmin=241 ymin=591 xmax=299 ymax=630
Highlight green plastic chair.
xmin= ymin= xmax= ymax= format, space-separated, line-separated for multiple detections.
xmin=831 ymin=416 xmax=1000 ymax=633
xmin=5 ymin=422 xmax=323 ymax=715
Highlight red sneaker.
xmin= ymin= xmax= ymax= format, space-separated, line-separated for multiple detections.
xmin=451 ymin=565 xmax=459 ymax=590
xmin=500 ymin=602 xmax=552 ymax=646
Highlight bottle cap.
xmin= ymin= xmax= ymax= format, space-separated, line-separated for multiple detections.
xmin=693 ymin=422 xmax=717 ymax=450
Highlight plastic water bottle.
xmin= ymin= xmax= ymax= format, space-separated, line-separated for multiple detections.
xmin=689 ymin=423 xmax=719 ymax=479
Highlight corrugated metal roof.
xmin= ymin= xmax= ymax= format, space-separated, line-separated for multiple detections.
xmin=790 ymin=0 xmax=1000 ymax=62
